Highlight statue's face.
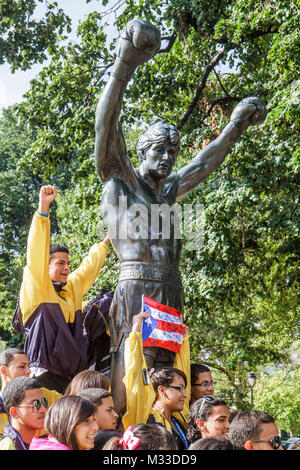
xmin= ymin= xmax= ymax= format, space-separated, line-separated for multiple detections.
xmin=143 ymin=139 xmax=179 ymax=179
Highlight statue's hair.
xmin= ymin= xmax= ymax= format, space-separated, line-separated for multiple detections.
xmin=137 ymin=121 xmax=180 ymax=162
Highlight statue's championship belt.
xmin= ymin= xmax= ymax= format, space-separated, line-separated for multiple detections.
xmin=119 ymin=261 xmax=183 ymax=288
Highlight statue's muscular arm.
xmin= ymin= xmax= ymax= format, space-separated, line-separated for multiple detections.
xmin=94 ymin=20 xmax=161 ymax=183
xmin=176 ymin=97 xmax=267 ymax=201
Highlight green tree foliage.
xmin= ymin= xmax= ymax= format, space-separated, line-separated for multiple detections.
xmin=0 ymin=107 xmax=39 ymax=347
xmin=254 ymin=367 xmax=300 ymax=435
xmin=0 ymin=0 xmax=299 ymax=407
xmin=0 ymin=0 xmax=71 ymax=71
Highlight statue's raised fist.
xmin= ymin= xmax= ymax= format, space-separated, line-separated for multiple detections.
xmin=116 ymin=19 xmax=161 ymax=66
xmin=230 ymin=97 xmax=267 ymax=130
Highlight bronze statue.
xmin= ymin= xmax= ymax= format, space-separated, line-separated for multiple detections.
xmin=94 ymin=19 xmax=267 ymax=413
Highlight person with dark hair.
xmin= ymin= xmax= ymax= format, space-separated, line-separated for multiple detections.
xmin=103 ymin=423 xmax=178 ymax=450
xmin=229 ymin=410 xmax=283 ymax=450
xmin=30 ymin=396 xmax=98 ymax=450
xmin=64 ymin=370 xmax=110 ymax=396
xmin=93 ymin=428 xmax=122 ymax=450
xmin=189 ymin=436 xmax=235 ymax=450
xmin=0 ymin=349 xmax=61 ymax=435
xmin=228 ymin=407 xmax=238 ymax=423
xmin=78 ymin=388 xmax=119 ymax=430
xmin=0 ymin=348 xmax=31 ymax=385
xmin=12 ymin=185 xmax=111 ymax=394
xmin=190 ymin=364 xmax=215 ymax=405
xmin=122 ymin=312 xmax=190 ymax=450
xmin=187 ymin=395 xmax=230 ymax=445
xmin=0 ymin=348 xmax=32 ymax=432
xmin=0 ymin=377 xmax=47 ymax=450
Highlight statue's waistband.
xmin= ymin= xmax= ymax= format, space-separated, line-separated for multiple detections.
xmin=119 ymin=262 xmax=182 ymax=287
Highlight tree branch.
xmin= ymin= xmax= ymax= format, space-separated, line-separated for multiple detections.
xmin=177 ymin=48 xmax=227 ymax=129
xmin=158 ymin=31 xmax=177 ymax=53
xmin=217 ymin=26 xmax=280 ymax=48
xmin=213 ymin=68 xmax=231 ymax=96
xmin=199 ymin=95 xmax=240 ymax=125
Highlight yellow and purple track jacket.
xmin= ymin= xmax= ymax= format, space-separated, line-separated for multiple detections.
xmin=13 ymin=211 xmax=108 ymax=381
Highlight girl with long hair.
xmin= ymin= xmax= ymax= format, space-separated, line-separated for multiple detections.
xmin=29 ymin=396 xmax=98 ymax=450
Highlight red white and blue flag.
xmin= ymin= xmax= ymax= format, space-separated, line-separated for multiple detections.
xmin=142 ymin=295 xmax=184 ymax=354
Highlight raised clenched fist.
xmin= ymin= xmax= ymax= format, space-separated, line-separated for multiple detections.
xmin=39 ymin=185 xmax=57 ymax=202
xmin=39 ymin=185 xmax=57 ymax=213
xmin=116 ymin=19 xmax=161 ymax=67
xmin=230 ymin=97 xmax=267 ymax=130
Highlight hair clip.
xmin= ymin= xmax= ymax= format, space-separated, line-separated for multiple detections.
xmin=119 ymin=425 xmax=141 ymax=450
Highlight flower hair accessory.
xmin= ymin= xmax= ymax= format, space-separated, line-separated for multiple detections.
xmin=119 ymin=426 xmax=141 ymax=450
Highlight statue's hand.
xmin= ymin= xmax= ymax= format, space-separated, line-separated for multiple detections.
xmin=230 ymin=97 xmax=267 ymax=130
xmin=116 ymin=19 xmax=161 ymax=66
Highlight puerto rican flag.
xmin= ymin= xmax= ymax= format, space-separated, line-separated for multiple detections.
xmin=142 ymin=296 xmax=184 ymax=354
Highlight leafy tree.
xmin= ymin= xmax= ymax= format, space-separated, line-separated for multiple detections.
xmin=0 ymin=0 xmax=71 ymax=71
xmin=254 ymin=367 xmax=300 ymax=435
xmin=0 ymin=107 xmax=39 ymax=347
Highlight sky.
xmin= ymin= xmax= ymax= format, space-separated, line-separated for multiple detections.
xmin=0 ymin=0 xmax=120 ymax=113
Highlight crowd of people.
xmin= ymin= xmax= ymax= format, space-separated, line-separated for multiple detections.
xmin=0 ymin=347 xmax=296 ymax=451
xmin=0 ymin=185 xmax=298 ymax=452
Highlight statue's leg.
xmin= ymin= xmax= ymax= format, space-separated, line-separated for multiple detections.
xmin=143 ymin=346 xmax=175 ymax=370
xmin=108 ymin=287 xmax=131 ymax=416
xmin=143 ymin=346 xmax=156 ymax=369
xmin=110 ymin=337 xmax=127 ymax=417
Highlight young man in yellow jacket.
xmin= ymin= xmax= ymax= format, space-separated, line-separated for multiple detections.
xmin=13 ymin=185 xmax=110 ymax=394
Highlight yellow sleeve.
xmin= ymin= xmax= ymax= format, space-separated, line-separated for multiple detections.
xmin=0 ymin=413 xmax=9 ymax=434
xmin=122 ymin=332 xmax=155 ymax=429
xmin=25 ymin=211 xmax=51 ymax=288
xmin=67 ymin=243 xmax=108 ymax=297
xmin=173 ymin=335 xmax=191 ymax=422
xmin=20 ymin=212 xmax=53 ymax=319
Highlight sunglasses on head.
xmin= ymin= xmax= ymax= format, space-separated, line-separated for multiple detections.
xmin=197 ymin=394 xmax=215 ymax=418
xmin=17 ymin=397 xmax=48 ymax=411
xmin=252 ymin=436 xmax=281 ymax=449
